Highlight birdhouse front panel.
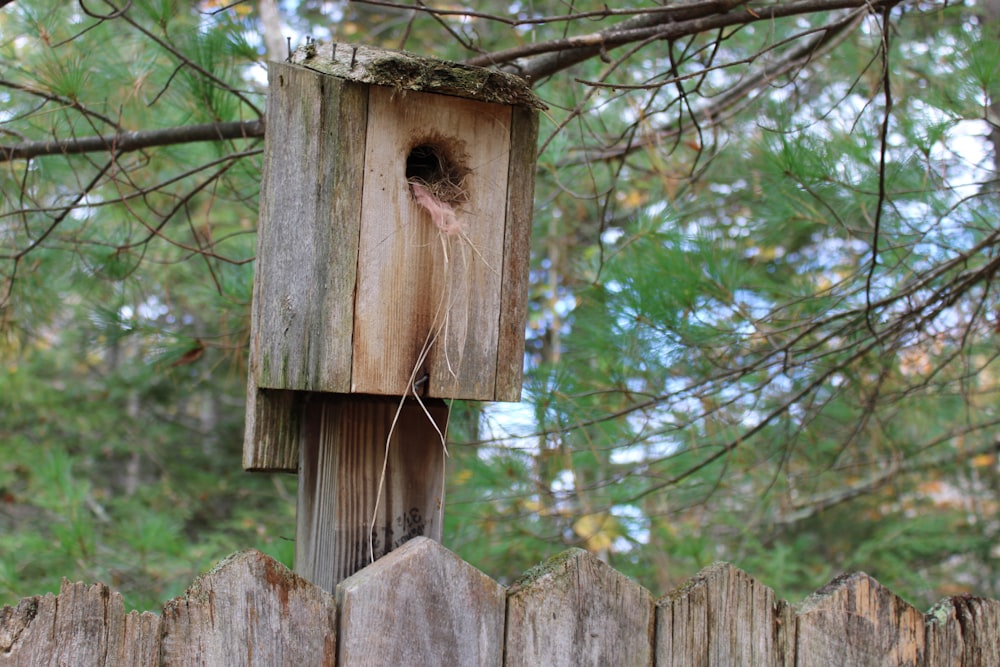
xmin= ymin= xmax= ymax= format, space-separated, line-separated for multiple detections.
xmin=249 ymin=46 xmax=540 ymax=410
xmin=351 ymin=87 xmax=512 ymax=400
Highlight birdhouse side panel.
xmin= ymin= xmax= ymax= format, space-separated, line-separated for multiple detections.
xmin=495 ymin=106 xmax=539 ymax=402
xmin=252 ymin=63 xmax=367 ymax=393
xmin=351 ymin=87 xmax=512 ymax=400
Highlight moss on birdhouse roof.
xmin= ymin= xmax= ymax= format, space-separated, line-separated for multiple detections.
xmin=289 ymin=41 xmax=545 ymax=110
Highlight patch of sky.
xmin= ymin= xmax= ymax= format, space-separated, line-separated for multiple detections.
xmin=69 ymin=195 xmax=100 ymax=222
xmin=727 ymin=224 xmax=750 ymax=240
xmin=604 ymin=279 xmax=625 ymax=294
xmin=611 ymin=504 xmax=650 ymax=546
xmin=119 ymin=296 xmax=168 ymax=323
xmin=551 ymin=469 xmax=576 ymax=500
xmin=931 ymin=119 xmax=991 ymax=198
xmin=710 ymin=179 xmax=746 ymax=196
xmin=645 ymin=200 xmax=669 ymax=222
xmin=551 ymin=294 xmax=576 ymax=319
xmin=733 ymin=289 xmax=773 ymax=321
xmin=601 ymin=227 xmax=624 ymax=245
xmin=482 ymin=400 xmax=541 ymax=454
xmin=610 ymin=431 xmax=681 ymax=466
xmin=785 ymin=236 xmax=868 ymax=278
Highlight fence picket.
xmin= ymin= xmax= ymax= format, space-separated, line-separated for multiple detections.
xmin=924 ymin=594 xmax=1000 ymax=666
xmin=656 ymin=562 xmax=788 ymax=667
xmin=336 ymin=537 xmax=504 ymax=667
xmin=505 ymin=548 xmax=654 ymax=667
xmin=795 ymin=572 xmax=925 ymax=667
xmin=159 ymin=549 xmax=337 ymax=666
xmin=0 ymin=580 xmax=159 ymax=667
xmin=3 ymin=547 xmax=1000 ymax=665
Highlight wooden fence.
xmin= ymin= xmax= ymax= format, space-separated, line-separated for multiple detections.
xmin=1 ymin=536 xmax=998 ymax=666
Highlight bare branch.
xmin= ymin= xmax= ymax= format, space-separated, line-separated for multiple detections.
xmin=771 ymin=423 xmax=1000 ymax=527
xmin=0 ymin=120 xmax=265 ymax=162
xmin=466 ymin=0 xmax=900 ymax=82
xmin=563 ymin=8 xmax=864 ymax=164
xmin=0 ymin=78 xmax=120 ymax=129
xmin=865 ymin=5 xmax=895 ymax=337
xmin=92 ymin=1 xmax=265 ymax=118
xmin=355 ymin=0 xmax=745 ymax=28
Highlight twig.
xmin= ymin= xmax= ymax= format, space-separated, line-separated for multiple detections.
xmin=865 ymin=5 xmax=894 ymax=339
xmin=0 ymin=119 xmax=264 ymax=161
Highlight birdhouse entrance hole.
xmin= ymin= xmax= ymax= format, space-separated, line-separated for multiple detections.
xmin=406 ymin=137 xmax=471 ymax=208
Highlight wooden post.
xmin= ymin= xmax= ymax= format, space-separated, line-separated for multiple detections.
xmin=242 ymin=42 xmax=542 ymax=591
xmin=295 ymin=395 xmax=448 ymax=591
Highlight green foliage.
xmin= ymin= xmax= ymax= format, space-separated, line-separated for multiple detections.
xmin=3 ymin=0 xmax=1000 ymax=615
xmin=0 ymin=303 xmax=296 ymax=609
xmin=0 ymin=0 xmax=287 ymax=611
xmin=445 ymin=1 xmax=1000 ymax=608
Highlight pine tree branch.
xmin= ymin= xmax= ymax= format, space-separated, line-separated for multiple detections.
xmin=466 ymin=0 xmax=748 ymax=74
xmin=770 ymin=426 xmax=1000 ymax=528
xmin=466 ymin=0 xmax=902 ymax=83
xmin=0 ymin=119 xmax=265 ymax=162
xmin=352 ymin=0 xmax=705 ymax=27
xmin=566 ymin=7 xmax=865 ymax=165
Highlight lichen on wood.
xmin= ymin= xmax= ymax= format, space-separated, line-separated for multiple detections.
xmin=289 ymin=41 xmax=545 ymax=110
xmin=508 ymin=548 xmax=587 ymax=593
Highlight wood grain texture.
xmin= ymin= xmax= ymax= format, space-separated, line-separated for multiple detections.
xmin=243 ymin=385 xmax=301 ymax=472
xmin=795 ymin=572 xmax=924 ymax=666
xmin=656 ymin=562 xmax=787 ymax=667
xmin=925 ymin=595 xmax=1000 ymax=666
xmin=351 ymin=86 xmax=512 ymax=400
xmin=0 ymin=580 xmax=160 ymax=667
xmin=159 ymin=549 xmax=336 ymax=666
xmin=9 ymin=550 xmax=1000 ymax=665
xmin=251 ymin=62 xmax=367 ymax=393
xmin=494 ymin=105 xmax=538 ymax=402
xmin=290 ymin=41 xmax=544 ymax=110
xmin=506 ymin=548 xmax=654 ymax=667
xmin=336 ymin=537 xmax=504 ymax=667
xmin=295 ymin=394 xmax=448 ymax=592
xmin=248 ymin=59 xmax=535 ymax=407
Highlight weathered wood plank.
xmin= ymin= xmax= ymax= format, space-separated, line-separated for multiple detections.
xmin=244 ymin=59 xmax=369 ymax=471
xmin=246 ymin=46 xmax=537 ymax=412
xmin=295 ymin=394 xmax=448 ymax=591
xmin=795 ymin=572 xmax=925 ymax=666
xmin=160 ymin=549 xmax=336 ymax=666
xmin=494 ymin=105 xmax=538 ymax=402
xmin=251 ymin=62 xmax=367 ymax=394
xmin=10 ymin=552 xmax=1000 ymax=665
xmin=506 ymin=548 xmax=654 ymax=667
xmin=291 ymin=41 xmax=544 ymax=110
xmin=243 ymin=386 xmax=301 ymax=472
xmin=656 ymin=562 xmax=786 ymax=667
xmin=336 ymin=536 xmax=504 ymax=666
xmin=925 ymin=595 xmax=1000 ymax=666
xmin=776 ymin=594 xmax=796 ymax=667
xmin=351 ymin=86 xmax=512 ymax=400
xmin=0 ymin=580 xmax=160 ymax=667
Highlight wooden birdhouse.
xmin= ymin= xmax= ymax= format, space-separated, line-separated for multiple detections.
xmin=244 ymin=43 xmax=541 ymax=472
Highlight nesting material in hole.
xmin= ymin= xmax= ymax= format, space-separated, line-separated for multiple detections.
xmin=407 ymin=138 xmax=470 ymax=236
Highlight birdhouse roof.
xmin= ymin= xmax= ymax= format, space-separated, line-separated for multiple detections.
xmin=289 ymin=41 xmax=545 ymax=110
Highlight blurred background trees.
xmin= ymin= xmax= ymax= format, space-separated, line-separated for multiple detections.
xmin=3 ymin=0 xmax=999 ymax=610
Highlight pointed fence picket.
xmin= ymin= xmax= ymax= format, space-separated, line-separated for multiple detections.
xmin=2 ymin=537 xmax=998 ymax=666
